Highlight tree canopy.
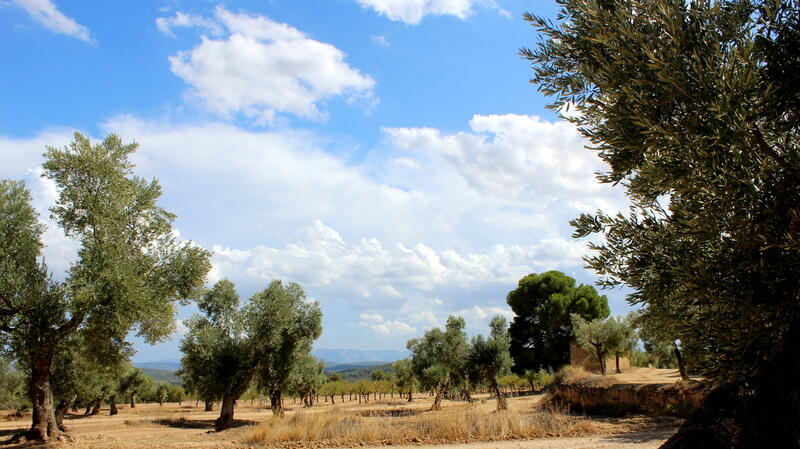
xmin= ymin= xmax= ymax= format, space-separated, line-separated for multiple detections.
xmin=180 ymin=279 xmax=322 ymax=430
xmin=0 ymin=133 xmax=210 ymax=441
xmin=523 ymin=0 xmax=799 ymax=445
xmin=506 ymin=270 xmax=609 ymax=372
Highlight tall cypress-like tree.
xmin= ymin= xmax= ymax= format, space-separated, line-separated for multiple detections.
xmin=0 ymin=133 xmax=210 ymax=441
xmin=523 ymin=0 xmax=799 ymax=446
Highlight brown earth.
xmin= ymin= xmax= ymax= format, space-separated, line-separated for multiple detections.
xmin=0 ymin=368 xmax=683 ymax=449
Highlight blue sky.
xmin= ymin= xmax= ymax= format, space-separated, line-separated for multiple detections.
xmin=1 ymin=0 xmax=632 ymax=362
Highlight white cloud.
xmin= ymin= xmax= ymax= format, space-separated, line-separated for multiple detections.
xmin=11 ymin=0 xmax=92 ymax=42
xmin=210 ymin=219 xmax=587 ymax=300
xmin=356 ymin=0 xmax=497 ymax=25
xmin=174 ymin=319 xmax=189 ymax=336
xmin=0 ymin=112 xmax=630 ymax=347
xmin=156 ymin=12 xmax=223 ymax=37
xmin=383 ymin=114 xmax=615 ymax=208
xmin=163 ymin=6 xmax=375 ymax=122
xmin=356 ymin=313 xmax=417 ymax=336
xmin=359 ymin=313 xmax=384 ymax=323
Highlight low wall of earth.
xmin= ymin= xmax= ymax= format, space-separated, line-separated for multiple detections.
xmin=549 ymin=382 xmax=707 ymax=417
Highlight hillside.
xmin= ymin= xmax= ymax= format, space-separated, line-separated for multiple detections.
xmin=141 ymin=368 xmax=181 ymax=386
xmin=325 ymin=362 xmax=394 ymax=381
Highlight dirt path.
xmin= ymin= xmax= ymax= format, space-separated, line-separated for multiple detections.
xmin=388 ymin=429 xmax=674 ymax=449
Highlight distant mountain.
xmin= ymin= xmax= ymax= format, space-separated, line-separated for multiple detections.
xmin=326 ymin=361 xmax=389 ymax=372
xmin=141 ymin=368 xmax=182 ymax=386
xmin=312 ymin=348 xmax=408 ymax=365
xmin=134 ymin=359 xmax=181 ymax=372
xmin=325 ymin=362 xmax=395 ymax=381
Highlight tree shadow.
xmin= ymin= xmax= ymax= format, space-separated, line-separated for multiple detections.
xmin=150 ymin=417 xmax=257 ymax=429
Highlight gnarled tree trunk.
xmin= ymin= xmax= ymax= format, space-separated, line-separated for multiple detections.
xmin=54 ymin=399 xmax=68 ymax=432
xmin=674 ymin=342 xmax=689 ymax=381
xmin=431 ymin=385 xmax=445 ymax=411
xmin=204 ymin=400 xmax=213 ymax=411
xmin=270 ymin=390 xmax=283 ymax=417
xmin=592 ymin=344 xmax=607 ymax=375
xmin=130 ymin=393 xmax=136 ymax=408
xmin=214 ymin=366 xmax=257 ymax=431
xmin=109 ymin=395 xmax=118 ymax=415
xmin=90 ymin=398 xmax=101 ymax=415
xmin=490 ymin=376 xmax=508 ymax=411
xmin=25 ymin=357 xmax=59 ymax=441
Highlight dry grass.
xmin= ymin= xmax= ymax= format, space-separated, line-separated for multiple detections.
xmin=554 ymin=365 xmax=615 ymax=387
xmin=247 ymin=406 xmax=604 ymax=446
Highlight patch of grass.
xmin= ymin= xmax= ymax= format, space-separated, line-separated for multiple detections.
xmin=554 ymin=365 xmax=614 ymax=387
xmin=247 ymin=407 xmax=604 ymax=446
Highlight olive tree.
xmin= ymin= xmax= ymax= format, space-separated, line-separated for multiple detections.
xmin=469 ymin=316 xmax=513 ymax=410
xmin=180 ymin=279 xmax=321 ymax=430
xmin=0 ymin=133 xmax=210 ymax=441
xmin=407 ymin=316 xmax=469 ymax=411
xmin=523 ymin=0 xmax=799 ymax=445
xmin=392 ymin=359 xmax=417 ymax=402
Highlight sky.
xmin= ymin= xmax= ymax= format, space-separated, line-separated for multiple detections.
xmin=0 ymin=0 xmax=632 ymax=362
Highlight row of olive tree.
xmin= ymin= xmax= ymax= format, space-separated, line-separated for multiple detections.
xmin=404 ymin=315 xmax=514 ymax=412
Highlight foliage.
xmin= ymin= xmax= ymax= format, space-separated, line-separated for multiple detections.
xmin=469 ymin=316 xmax=513 ymax=409
xmin=523 ymin=0 xmax=799 ymax=383
xmin=506 ymin=271 xmax=609 ymax=373
xmin=570 ymin=315 xmax=617 ymax=375
xmin=291 ymin=355 xmax=326 ymax=404
xmin=407 ymin=316 xmax=470 ymax=409
xmin=0 ymin=357 xmax=26 ymax=410
xmin=0 ymin=134 xmax=211 ymax=439
xmin=325 ymin=363 xmax=394 ymax=381
xmin=392 ymin=359 xmax=417 ymax=397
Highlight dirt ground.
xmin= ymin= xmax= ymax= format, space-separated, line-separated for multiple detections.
xmin=598 ymin=368 xmax=694 ymax=385
xmin=0 ymin=369 xmax=682 ymax=449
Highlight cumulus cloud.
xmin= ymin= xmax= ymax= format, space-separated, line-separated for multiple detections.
xmin=209 ymin=219 xmax=587 ymax=305
xmin=357 ymin=313 xmax=417 ymax=336
xmin=11 ymin=0 xmax=92 ymax=42
xmin=162 ymin=6 xmax=375 ymax=123
xmin=356 ymin=0 xmax=497 ymax=25
xmin=382 ymin=114 xmax=622 ymax=212
xmin=0 ymin=112 xmax=629 ymax=343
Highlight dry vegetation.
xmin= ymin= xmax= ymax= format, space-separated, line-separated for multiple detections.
xmin=248 ymin=406 xmax=598 ymax=446
xmin=0 ymin=371 xmax=683 ymax=449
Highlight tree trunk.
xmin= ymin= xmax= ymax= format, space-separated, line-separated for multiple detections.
xmin=408 ymin=390 xmax=413 ymax=402
xmin=83 ymin=404 xmax=91 ymax=416
xmin=660 ymin=319 xmax=800 ymax=448
xmin=54 ymin=399 xmax=68 ymax=432
xmin=615 ymin=355 xmax=622 ymax=374
xmin=330 ymin=395 xmax=335 ymax=405
xmin=130 ymin=393 xmax=136 ymax=408
xmin=431 ymin=386 xmax=444 ymax=411
xmin=109 ymin=395 xmax=118 ymax=415
xmin=593 ymin=344 xmax=607 ymax=375
xmin=204 ymin=400 xmax=214 ymax=412
xmin=270 ymin=390 xmax=284 ymax=417
xmin=25 ymin=357 xmax=59 ymax=441
xmin=490 ymin=377 xmax=508 ymax=411
xmin=90 ymin=398 xmax=101 ymax=415
xmin=215 ymin=394 xmax=237 ymax=432
xmin=195 ymin=398 xmax=199 ymax=408
xmin=674 ymin=342 xmax=689 ymax=381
